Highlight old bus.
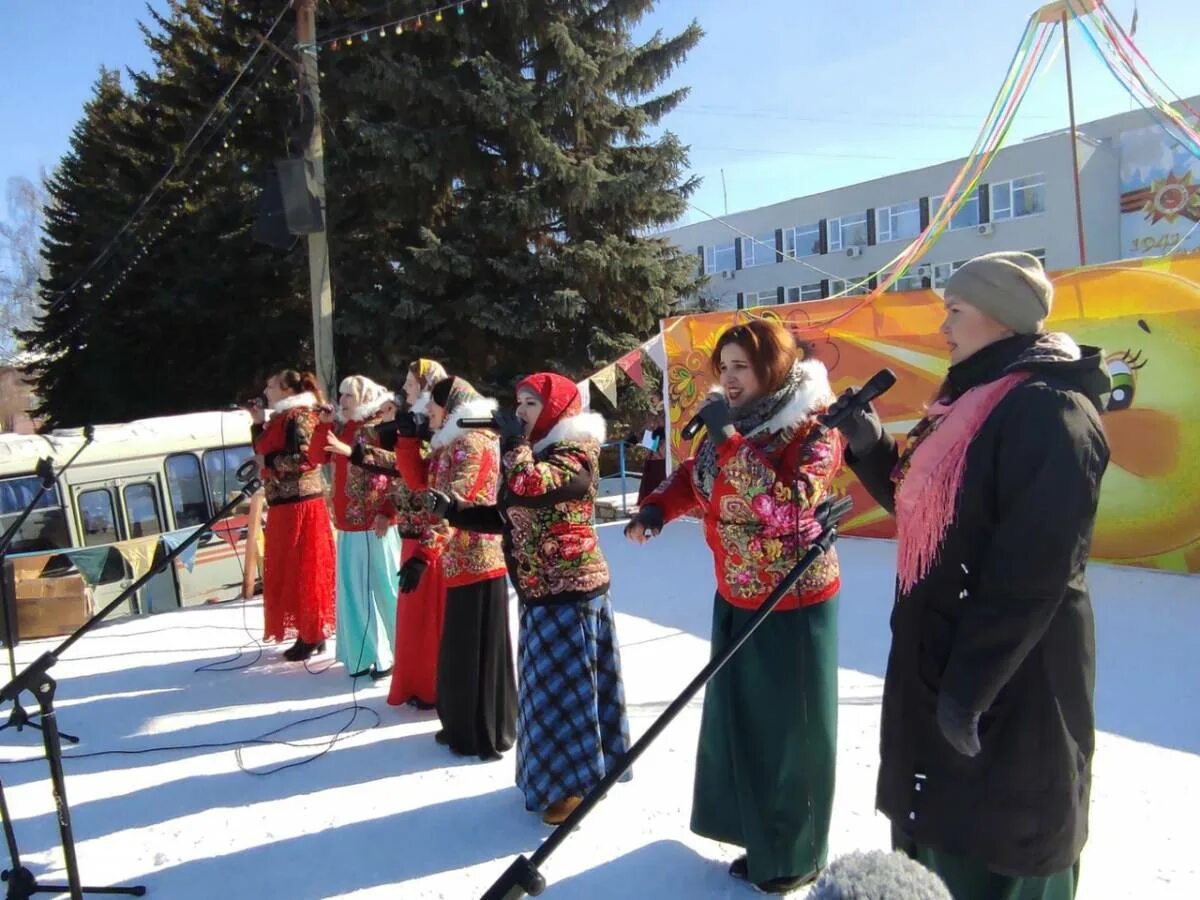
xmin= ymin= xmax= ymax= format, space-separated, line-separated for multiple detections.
xmin=0 ymin=410 xmax=260 ymax=629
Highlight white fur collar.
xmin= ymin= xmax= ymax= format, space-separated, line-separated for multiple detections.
xmin=532 ymin=411 xmax=607 ymax=454
xmin=411 ymin=393 xmax=430 ymax=416
xmin=273 ymin=392 xmax=317 ymax=414
xmin=351 ymin=394 xmax=392 ymax=423
xmin=430 ymin=397 xmax=499 ymax=450
xmin=746 ymin=360 xmax=834 ymax=437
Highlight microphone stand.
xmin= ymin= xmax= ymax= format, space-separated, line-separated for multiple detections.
xmin=0 ymin=462 xmax=262 ymax=900
xmin=0 ymin=426 xmax=96 ymax=744
xmin=479 ymin=495 xmax=854 ymax=900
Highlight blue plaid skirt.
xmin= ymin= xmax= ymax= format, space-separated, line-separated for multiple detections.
xmin=515 ymin=593 xmax=631 ymax=812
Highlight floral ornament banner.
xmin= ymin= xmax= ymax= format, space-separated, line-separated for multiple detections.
xmin=661 ymin=251 xmax=1200 ymax=574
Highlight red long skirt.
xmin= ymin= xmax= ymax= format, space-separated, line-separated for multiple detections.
xmin=387 ymin=538 xmax=447 ymax=707
xmin=262 ymin=497 xmax=336 ymax=644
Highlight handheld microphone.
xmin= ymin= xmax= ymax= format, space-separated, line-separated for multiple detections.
xmin=681 ymin=387 xmax=725 ymax=440
xmin=819 ymin=369 xmax=897 ymax=429
xmin=457 ymin=417 xmax=498 ymax=429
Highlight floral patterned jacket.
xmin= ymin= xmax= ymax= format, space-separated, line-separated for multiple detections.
xmin=311 ymin=419 xmax=395 ymax=531
xmin=646 ymin=365 xmax=842 ymax=611
xmin=251 ymin=393 xmax=326 ymax=507
xmin=359 ymin=398 xmax=506 ymax=588
xmin=450 ymin=412 xmax=610 ymax=607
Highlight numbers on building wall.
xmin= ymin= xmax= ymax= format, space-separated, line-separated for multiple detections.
xmin=1131 ymin=234 xmax=1183 ymax=254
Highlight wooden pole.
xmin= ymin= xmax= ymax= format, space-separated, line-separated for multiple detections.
xmin=241 ymin=489 xmax=266 ymax=599
xmin=1062 ymin=11 xmax=1088 ymax=266
xmin=295 ymin=0 xmax=337 ymax=400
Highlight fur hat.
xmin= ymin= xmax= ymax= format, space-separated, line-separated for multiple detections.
xmin=944 ymin=251 xmax=1053 ymax=335
xmin=809 ymin=850 xmax=952 ymax=900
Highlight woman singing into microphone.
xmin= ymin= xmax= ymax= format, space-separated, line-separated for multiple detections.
xmin=625 ymin=320 xmax=842 ymax=894
xmin=312 ymin=375 xmax=400 ymax=679
xmin=341 ymin=375 xmax=516 ymax=759
xmin=428 ymin=373 xmax=631 ymax=825
xmin=251 ymin=369 xmax=336 ymax=662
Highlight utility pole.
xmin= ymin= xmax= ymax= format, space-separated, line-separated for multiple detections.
xmin=294 ymin=0 xmax=336 ymax=399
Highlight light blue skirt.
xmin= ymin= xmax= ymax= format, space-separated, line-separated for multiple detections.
xmin=334 ymin=528 xmax=401 ymax=674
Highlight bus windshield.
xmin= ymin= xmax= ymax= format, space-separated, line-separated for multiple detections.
xmin=0 ymin=476 xmax=71 ymax=554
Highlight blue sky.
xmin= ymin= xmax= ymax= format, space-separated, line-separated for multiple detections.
xmin=1 ymin=0 xmax=1195 ymax=223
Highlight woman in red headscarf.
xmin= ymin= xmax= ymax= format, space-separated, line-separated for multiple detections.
xmin=429 ymin=373 xmax=630 ymax=825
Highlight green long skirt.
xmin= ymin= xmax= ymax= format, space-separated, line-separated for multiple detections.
xmin=893 ymin=825 xmax=1080 ymax=900
xmin=690 ymin=594 xmax=838 ymax=885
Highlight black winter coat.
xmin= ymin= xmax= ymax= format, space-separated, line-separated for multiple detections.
xmin=849 ymin=333 xmax=1110 ymax=877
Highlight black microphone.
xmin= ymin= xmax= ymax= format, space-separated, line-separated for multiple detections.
xmin=681 ymin=387 xmax=725 ymax=440
xmin=820 ymin=368 xmax=897 ymax=429
xmin=457 ymin=417 xmax=498 ymax=429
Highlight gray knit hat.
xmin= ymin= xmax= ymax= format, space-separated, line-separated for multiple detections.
xmin=944 ymin=251 xmax=1053 ymax=335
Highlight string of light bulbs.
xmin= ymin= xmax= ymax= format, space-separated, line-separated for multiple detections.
xmin=321 ymin=0 xmax=489 ymax=50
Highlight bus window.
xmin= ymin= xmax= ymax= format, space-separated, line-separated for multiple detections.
xmin=78 ymin=489 xmax=119 ymax=546
xmin=203 ymin=446 xmax=254 ymax=516
xmin=0 ymin=476 xmax=70 ymax=553
xmin=166 ymin=454 xmax=208 ymax=528
xmin=124 ymin=483 xmax=164 ymax=538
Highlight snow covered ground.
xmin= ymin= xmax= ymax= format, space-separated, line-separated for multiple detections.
xmin=0 ymin=522 xmax=1196 ymax=899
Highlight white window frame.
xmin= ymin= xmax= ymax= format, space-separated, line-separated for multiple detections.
xmin=786 ymin=282 xmax=824 ymax=303
xmin=991 ymin=174 xmax=1046 ymax=222
xmin=740 ymin=233 xmax=778 ymax=269
xmin=830 ymin=275 xmax=871 ymax=297
xmin=783 ymin=223 xmax=821 ymax=259
xmin=887 ymin=265 xmax=928 ymax=292
xmin=932 ymin=259 xmax=969 ymax=289
xmin=743 ymin=289 xmax=778 ymax=308
xmin=1026 ymin=247 xmax=1047 ymax=267
xmin=828 ymin=213 xmax=868 ymax=252
xmin=704 ymin=241 xmax=736 ymax=275
xmin=876 ymin=201 xmax=921 ymax=244
xmin=931 ymin=192 xmax=981 ymax=231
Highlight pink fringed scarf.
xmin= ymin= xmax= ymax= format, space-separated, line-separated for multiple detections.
xmin=894 ymin=373 xmax=1029 ymax=594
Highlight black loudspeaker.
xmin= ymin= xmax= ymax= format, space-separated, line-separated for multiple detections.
xmin=275 ymin=158 xmax=325 ymax=234
xmin=252 ymin=169 xmax=293 ymax=249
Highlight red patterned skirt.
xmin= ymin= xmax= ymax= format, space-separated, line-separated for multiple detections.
xmin=262 ymin=497 xmax=336 ymax=644
xmin=387 ymin=538 xmax=447 ymax=707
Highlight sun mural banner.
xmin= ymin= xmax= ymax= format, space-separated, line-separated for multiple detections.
xmin=661 ymin=251 xmax=1200 ymax=574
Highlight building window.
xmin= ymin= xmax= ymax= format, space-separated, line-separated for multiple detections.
xmin=786 ymin=283 xmax=824 ymax=302
xmin=828 ymin=213 xmax=868 ymax=251
xmin=876 ymin=201 xmax=921 ymax=244
xmin=743 ymin=290 xmax=778 ymax=308
xmin=830 ymin=276 xmax=871 ymax=297
xmin=991 ymin=174 xmax=1046 ymax=221
xmin=932 ymin=259 xmax=968 ymax=289
xmin=1026 ymin=247 xmax=1047 ymax=267
xmin=784 ymin=223 xmax=821 ymax=259
xmin=740 ymin=232 xmax=778 ymax=268
xmin=704 ymin=242 xmax=736 ymax=274
xmin=931 ymin=192 xmax=981 ymax=231
xmin=888 ymin=265 xmax=929 ymax=292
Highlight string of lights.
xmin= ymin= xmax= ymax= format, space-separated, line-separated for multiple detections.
xmin=320 ymin=0 xmax=489 ymax=50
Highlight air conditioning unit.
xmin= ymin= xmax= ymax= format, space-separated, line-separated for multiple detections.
xmin=721 ymin=270 xmax=735 ymax=280
xmin=846 ymin=246 xmax=863 ymax=258
xmin=977 ymin=223 xmax=995 ymax=236
xmin=916 ymin=264 xmax=932 ymax=277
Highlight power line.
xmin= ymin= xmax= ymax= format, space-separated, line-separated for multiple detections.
xmin=43 ymin=0 xmax=294 ymax=319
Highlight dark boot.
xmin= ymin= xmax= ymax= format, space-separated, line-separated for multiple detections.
xmin=729 ymin=856 xmax=748 ymax=881
xmin=284 ymin=639 xmax=326 ymax=661
xmin=753 ymin=869 xmax=822 ymax=895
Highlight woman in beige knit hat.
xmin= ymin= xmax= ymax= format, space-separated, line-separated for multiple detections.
xmin=829 ymin=251 xmax=1112 ymax=900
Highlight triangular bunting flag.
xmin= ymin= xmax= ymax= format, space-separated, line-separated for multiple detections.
xmin=162 ymin=529 xmax=201 ymax=573
xmin=65 ymin=546 xmax=112 ymax=586
xmin=643 ymin=333 xmax=667 ymax=374
xmin=117 ymin=536 xmax=161 ymax=582
xmin=616 ymin=350 xmax=645 ymax=388
xmin=590 ymin=364 xmax=618 ymax=407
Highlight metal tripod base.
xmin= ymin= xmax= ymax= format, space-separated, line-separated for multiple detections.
xmin=0 ymin=703 xmax=78 ymax=745
xmin=2 ymin=866 xmax=145 ymax=898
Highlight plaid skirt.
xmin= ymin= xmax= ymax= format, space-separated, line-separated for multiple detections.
xmin=515 ymin=593 xmax=631 ymax=812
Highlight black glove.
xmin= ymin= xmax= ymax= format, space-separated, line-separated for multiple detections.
xmin=424 ymin=490 xmax=455 ymax=519
xmin=493 ymin=408 xmax=527 ymax=446
xmin=827 ymin=388 xmax=883 ymax=459
xmin=697 ymin=396 xmax=736 ymax=446
xmin=937 ymin=693 xmax=982 ymax=757
xmin=397 ymin=557 xmax=428 ymax=595
xmin=624 ymin=504 xmax=664 ymax=540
